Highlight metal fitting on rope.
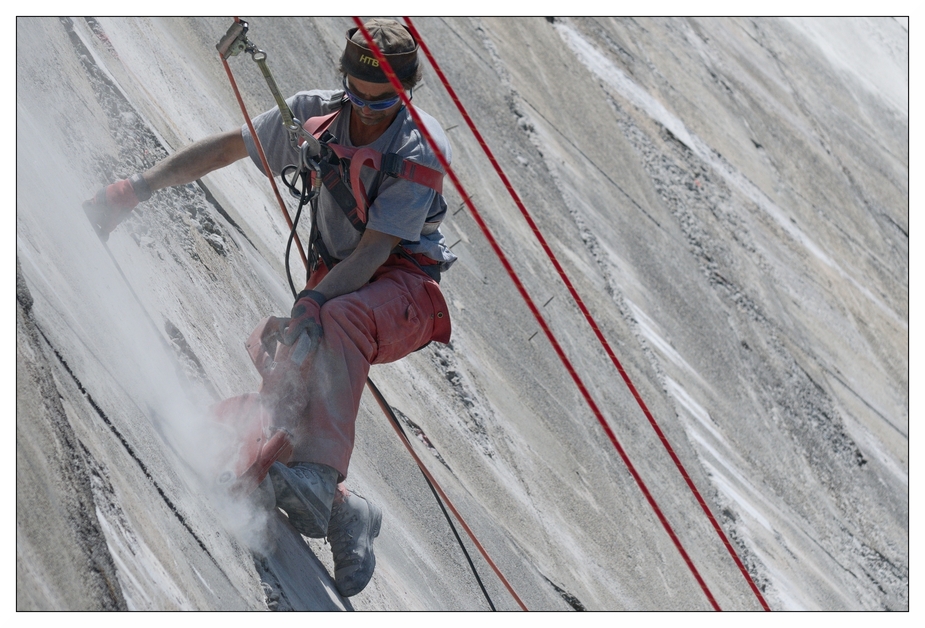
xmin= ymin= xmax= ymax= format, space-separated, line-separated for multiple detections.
xmin=215 ymin=17 xmax=310 ymax=275
xmin=216 ymin=20 xmax=249 ymax=59
xmin=249 ymin=47 xmax=320 ymax=154
xmin=218 ymin=19 xmax=319 ymax=152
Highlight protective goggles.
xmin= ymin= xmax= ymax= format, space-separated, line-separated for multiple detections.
xmin=342 ymin=76 xmax=404 ymax=111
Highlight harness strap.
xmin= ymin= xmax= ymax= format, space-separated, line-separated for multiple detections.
xmin=301 ymin=109 xmax=364 ymax=229
xmin=302 ymin=109 xmax=340 ymax=137
xmin=307 ymin=209 xmax=336 ymax=272
xmin=386 ymin=153 xmax=444 ymax=194
xmin=320 ymin=158 xmax=365 ymax=229
xmin=301 ymin=110 xmax=445 ymax=217
xmin=338 ymin=145 xmax=444 ymax=197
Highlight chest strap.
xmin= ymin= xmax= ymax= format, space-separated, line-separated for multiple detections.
xmin=301 ymin=110 xmax=445 ymax=230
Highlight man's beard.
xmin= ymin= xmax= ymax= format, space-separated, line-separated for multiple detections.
xmin=355 ymin=107 xmax=392 ymax=127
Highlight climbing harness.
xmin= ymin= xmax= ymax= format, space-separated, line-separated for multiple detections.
xmin=218 ymin=18 xmax=446 ymax=288
xmin=217 ymin=18 xmax=501 ymax=611
xmin=298 ymin=106 xmax=445 ymax=277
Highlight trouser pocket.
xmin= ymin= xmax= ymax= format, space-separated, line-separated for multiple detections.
xmin=372 ymin=292 xmax=429 ymax=364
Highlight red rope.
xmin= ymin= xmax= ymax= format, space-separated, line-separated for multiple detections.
xmin=218 ymin=26 xmax=308 ymax=273
xmin=366 ymin=378 xmax=527 ymax=611
xmin=353 ymin=17 xmax=721 ymax=611
xmin=402 ymin=17 xmax=771 ymax=611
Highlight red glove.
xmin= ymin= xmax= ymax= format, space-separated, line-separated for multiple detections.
xmin=82 ymin=174 xmax=152 ymax=240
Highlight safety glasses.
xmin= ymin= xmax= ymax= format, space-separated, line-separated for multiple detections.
xmin=342 ymin=76 xmax=404 ymax=111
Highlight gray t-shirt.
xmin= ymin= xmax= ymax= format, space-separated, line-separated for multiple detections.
xmin=241 ymin=90 xmax=456 ymax=271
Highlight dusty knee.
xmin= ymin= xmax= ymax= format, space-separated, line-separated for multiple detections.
xmin=318 ymin=298 xmax=377 ymax=358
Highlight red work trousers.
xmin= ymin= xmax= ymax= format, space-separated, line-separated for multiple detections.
xmin=283 ymin=255 xmax=450 ymax=480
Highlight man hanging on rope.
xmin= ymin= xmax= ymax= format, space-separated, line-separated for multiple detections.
xmin=83 ymin=18 xmax=455 ymax=598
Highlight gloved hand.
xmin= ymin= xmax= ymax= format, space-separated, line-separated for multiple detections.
xmin=280 ymin=289 xmax=327 ymax=348
xmin=82 ymin=173 xmax=152 ymax=241
xmin=257 ymin=290 xmax=327 ymax=419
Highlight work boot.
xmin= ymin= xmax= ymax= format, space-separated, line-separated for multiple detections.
xmin=328 ymin=490 xmax=382 ymax=597
xmin=268 ymin=461 xmax=338 ymax=538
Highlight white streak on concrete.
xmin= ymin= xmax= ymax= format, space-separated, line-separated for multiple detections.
xmin=556 ymin=21 xmax=906 ymax=329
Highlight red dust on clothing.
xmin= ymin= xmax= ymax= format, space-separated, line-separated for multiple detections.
xmin=276 ymin=254 xmax=450 ymax=479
